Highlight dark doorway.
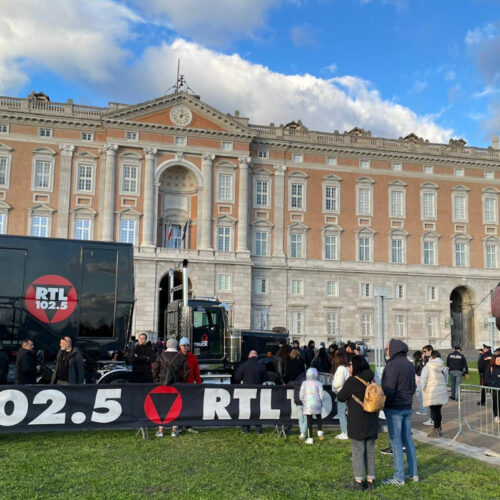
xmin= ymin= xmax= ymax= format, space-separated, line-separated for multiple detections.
xmin=450 ymin=286 xmax=475 ymax=348
xmin=157 ymin=271 xmax=191 ymax=339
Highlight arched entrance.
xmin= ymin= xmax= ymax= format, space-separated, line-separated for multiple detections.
xmin=450 ymin=286 xmax=475 ymax=348
xmin=158 ymin=271 xmax=192 ymax=339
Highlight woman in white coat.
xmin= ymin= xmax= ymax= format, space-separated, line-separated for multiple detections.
xmin=420 ymin=350 xmax=449 ymax=437
xmin=331 ymin=351 xmax=350 ymax=440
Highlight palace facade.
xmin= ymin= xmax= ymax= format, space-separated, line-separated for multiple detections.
xmin=1 ymin=89 xmax=499 ymax=349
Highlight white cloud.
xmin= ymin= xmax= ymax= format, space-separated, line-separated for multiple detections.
xmin=113 ymin=39 xmax=452 ymax=143
xmin=290 ymin=23 xmax=318 ymax=47
xmin=131 ymin=0 xmax=281 ymax=46
xmin=0 ymin=0 xmax=141 ymax=93
xmin=444 ymin=70 xmax=455 ymax=81
xmin=408 ymin=80 xmax=428 ymax=94
xmin=465 ymin=23 xmax=498 ymax=45
xmin=324 ymin=62 xmax=338 ymax=73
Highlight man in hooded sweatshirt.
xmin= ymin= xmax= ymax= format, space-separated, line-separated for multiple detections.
xmin=381 ymin=339 xmax=418 ymax=487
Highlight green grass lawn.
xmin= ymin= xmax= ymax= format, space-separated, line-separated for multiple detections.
xmin=0 ymin=427 xmax=497 ymax=499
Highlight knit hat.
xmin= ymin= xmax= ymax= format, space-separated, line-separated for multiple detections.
xmin=166 ymin=338 xmax=178 ymax=350
xmin=179 ymin=337 xmax=190 ymax=346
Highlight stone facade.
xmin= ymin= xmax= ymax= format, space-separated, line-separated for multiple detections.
xmin=0 ymin=91 xmax=499 ymax=349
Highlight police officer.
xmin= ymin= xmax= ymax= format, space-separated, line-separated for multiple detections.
xmin=478 ymin=344 xmax=493 ymax=405
xmin=446 ymin=345 xmax=469 ymax=400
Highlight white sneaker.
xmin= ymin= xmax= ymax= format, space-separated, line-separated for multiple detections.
xmin=155 ymin=431 xmax=163 ymax=438
xmin=299 ymin=433 xmax=306 ymax=440
xmin=335 ymin=433 xmax=348 ymax=440
xmin=422 ymin=419 xmax=434 ymax=426
xmin=415 ymin=411 xmax=428 ymax=416
xmin=171 ymin=431 xmax=178 ymax=437
xmin=494 ymin=416 xmax=500 ymax=424
xmin=305 ymin=437 xmax=313 ymax=445
xmin=318 ymin=430 xmax=324 ymax=441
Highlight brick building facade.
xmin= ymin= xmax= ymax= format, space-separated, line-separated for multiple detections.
xmin=0 ymin=90 xmax=499 ymax=349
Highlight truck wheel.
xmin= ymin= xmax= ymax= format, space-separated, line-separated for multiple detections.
xmin=97 ymin=370 xmax=133 ymax=384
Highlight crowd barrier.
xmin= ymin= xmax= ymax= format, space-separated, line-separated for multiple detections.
xmin=451 ymin=383 xmax=500 ymax=443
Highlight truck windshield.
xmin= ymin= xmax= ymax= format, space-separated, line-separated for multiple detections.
xmin=192 ymin=306 xmax=225 ymax=359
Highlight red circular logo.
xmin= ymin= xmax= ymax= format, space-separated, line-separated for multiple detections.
xmin=144 ymin=386 xmax=183 ymax=425
xmin=24 ymin=275 xmax=78 ymax=324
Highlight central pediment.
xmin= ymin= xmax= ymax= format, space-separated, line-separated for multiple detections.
xmin=103 ymin=92 xmax=251 ymax=135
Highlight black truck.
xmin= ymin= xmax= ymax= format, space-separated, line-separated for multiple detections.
xmin=0 ymin=235 xmax=135 ymax=379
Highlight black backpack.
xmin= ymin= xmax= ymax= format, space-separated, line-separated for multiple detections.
xmin=163 ymin=353 xmax=182 ymax=385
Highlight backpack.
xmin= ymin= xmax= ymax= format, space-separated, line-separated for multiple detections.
xmin=352 ymin=376 xmax=386 ymax=413
xmin=162 ymin=353 xmax=182 ymax=385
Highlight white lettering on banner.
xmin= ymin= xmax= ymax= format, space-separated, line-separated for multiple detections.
xmin=259 ymin=389 xmax=281 ymax=420
xmin=29 ymin=389 xmax=66 ymax=425
xmin=286 ymin=389 xmax=298 ymax=419
xmin=321 ymin=392 xmax=333 ymax=419
xmin=233 ymin=388 xmax=258 ymax=420
xmin=203 ymin=388 xmax=231 ymax=420
xmin=0 ymin=390 xmax=29 ymax=426
xmin=91 ymin=389 xmax=122 ymax=423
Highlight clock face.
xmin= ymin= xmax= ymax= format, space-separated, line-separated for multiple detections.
xmin=170 ymin=105 xmax=192 ymax=127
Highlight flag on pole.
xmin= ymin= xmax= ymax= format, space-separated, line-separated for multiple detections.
xmin=182 ymin=220 xmax=188 ymax=241
xmin=167 ymin=224 xmax=172 ymax=242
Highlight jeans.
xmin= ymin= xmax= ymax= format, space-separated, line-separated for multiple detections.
xmin=385 ymin=408 xmax=418 ymax=482
xmin=415 ymin=378 xmax=427 ymax=414
xmin=336 ymin=400 xmax=348 ymax=435
xmin=429 ymin=405 xmax=442 ymax=428
xmin=242 ymin=425 xmax=262 ymax=434
xmin=450 ymin=371 xmax=462 ymax=399
xmin=351 ymin=438 xmax=376 ymax=481
xmin=296 ymin=405 xmax=308 ymax=436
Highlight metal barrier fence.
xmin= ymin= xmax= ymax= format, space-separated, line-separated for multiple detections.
xmin=451 ymin=384 xmax=500 ymax=443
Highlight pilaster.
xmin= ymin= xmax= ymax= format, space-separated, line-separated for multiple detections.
xmin=199 ymin=153 xmax=215 ymax=250
xmin=273 ymin=164 xmax=286 ymax=257
xmin=56 ymin=144 xmax=75 ymax=238
xmin=237 ymin=156 xmax=251 ymax=253
xmin=142 ymin=147 xmax=157 ymax=246
xmin=101 ymin=143 xmax=118 ymax=241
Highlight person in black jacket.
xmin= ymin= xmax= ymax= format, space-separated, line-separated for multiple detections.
xmin=381 ymin=339 xmax=418 ymax=487
xmin=337 ymin=355 xmax=378 ymax=491
xmin=0 ymin=342 xmax=9 ymax=384
xmin=478 ymin=344 xmax=493 ymax=405
xmin=234 ymin=350 xmax=268 ymax=434
xmin=304 ymin=340 xmax=316 ymax=368
xmin=311 ymin=346 xmax=331 ymax=373
xmin=128 ymin=332 xmax=155 ymax=383
xmin=50 ymin=337 xmax=84 ymax=384
xmin=446 ymin=346 xmax=469 ymax=400
xmin=485 ymin=354 xmax=500 ymax=423
xmin=15 ymin=339 xmax=39 ymax=384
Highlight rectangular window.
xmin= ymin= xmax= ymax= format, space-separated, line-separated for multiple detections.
xmin=77 ymin=164 xmax=93 ymax=192
xmin=390 ymin=190 xmax=404 ymax=217
xmin=221 ymin=141 xmax=233 ymax=151
xmin=326 ymin=280 xmax=338 ymax=297
xmin=120 ymin=219 xmax=136 ymax=244
xmin=394 ymin=284 xmax=405 ymax=300
xmin=453 ymin=195 xmax=467 ymax=221
xmin=324 ymin=185 xmax=338 ymax=212
xmin=326 ymin=311 xmax=339 ymax=338
xmin=395 ymin=314 xmax=407 ymax=337
xmin=0 ymin=157 xmax=7 ymax=186
xmin=391 ymin=239 xmax=403 ymax=264
xmin=291 ymin=279 xmax=303 ymax=296
xmin=291 ymin=183 xmax=303 ymax=209
xmin=217 ymin=274 xmax=231 ymax=292
xmin=426 ymin=315 xmax=439 ymax=339
xmin=360 ymin=283 xmax=371 ymax=298
xmin=324 ymin=234 xmax=338 ymax=260
xmin=218 ymin=173 xmax=232 ymax=201
xmin=0 ymin=214 xmax=5 ymax=234
xmin=485 ymin=171 xmax=494 ymax=180
xmin=122 ymin=165 xmax=138 ymax=194
xmin=167 ymin=225 xmax=182 ymax=249
xmin=392 ymin=162 xmax=402 ymax=171
xmin=484 ymin=197 xmax=497 ymax=224
xmin=291 ymin=233 xmax=303 ymax=258
xmin=327 ymin=157 xmax=337 ymax=166
xmin=360 ymin=160 xmax=370 ymax=169
xmin=422 ymin=192 xmax=436 ymax=219
xmin=426 ymin=286 xmax=437 ymax=301
xmin=292 ymin=153 xmax=303 ymax=162
xmin=39 ymin=128 xmax=52 ymax=137
xmin=255 ymin=231 xmax=268 ymax=256
xmin=455 ymin=242 xmax=466 ymax=267
xmin=361 ymin=313 xmax=372 ymax=337
xmin=34 ymin=160 xmax=51 ymax=189
xmin=255 ymin=278 xmax=267 ymax=294
xmin=291 ymin=311 xmax=304 ymax=336
xmin=217 ymin=227 xmax=231 ymax=252
xmin=126 ymin=131 xmax=138 ymax=141
xmin=358 ymin=187 xmax=371 ymax=214
xmin=424 ymin=165 xmax=434 ymax=174
xmin=255 ymin=180 xmax=269 ymax=207
xmin=455 ymin=168 xmax=464 ymax=177
xmin=31 ymin=216 xmax=48 ymax=237
xmin=0 ymin=124 xmax=8 ymax=134
xmin=486 ymin=244 xmax=497 ymax=268
xmin=254 ymin=308 xmax=269 ymax=330
xmin=75 ymin=219 xmax=91 ymax=240
xmin=81 ymin=132 xmax=93 ymax=141
xmin=423 ymin=241 xmax=435 ymax=265
xmin=258 ymin=150 xmax=269 ymax=158
xmin=358 ymin=237 xmax=370 ymax=262
xmin=175 ymin=136 xmax=187 ymax=146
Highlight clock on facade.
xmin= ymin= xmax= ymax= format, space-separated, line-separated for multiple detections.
xmin=170 ymin=104 xmax=193 ymax=126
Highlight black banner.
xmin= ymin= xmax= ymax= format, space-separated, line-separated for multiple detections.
xmin=0 ymin=384 xmax=337 ymax=434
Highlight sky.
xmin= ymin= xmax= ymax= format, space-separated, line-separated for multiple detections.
xmin=1 ymin=0 xmax=500 ymax=147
